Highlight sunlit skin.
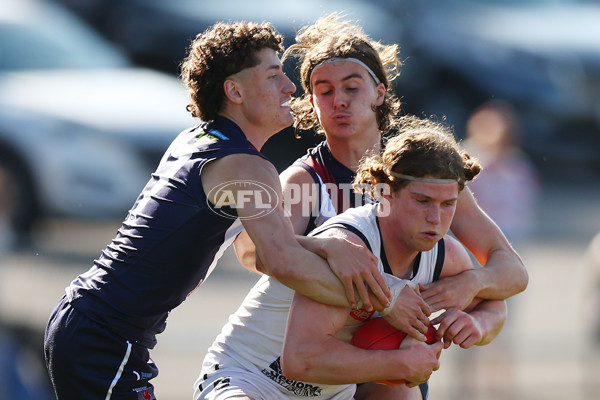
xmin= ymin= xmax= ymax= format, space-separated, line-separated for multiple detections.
xmin=378 ymin=180 xmax=459 ymax=278
xmin=221 ymin=48 xmax=296 ymax=150
xmin=309 ymin=61 xmax=386 ymax=170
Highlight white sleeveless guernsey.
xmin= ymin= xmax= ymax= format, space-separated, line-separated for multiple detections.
xmin=197 ymin=203 xmax=444 ymax=399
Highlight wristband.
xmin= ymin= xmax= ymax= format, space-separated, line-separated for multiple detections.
xmin=380 ymin=279 xmax=417 ymax=316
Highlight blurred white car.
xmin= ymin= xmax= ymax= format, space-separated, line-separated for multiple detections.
xmin=0 ymin=0 xmax=195 ymax=240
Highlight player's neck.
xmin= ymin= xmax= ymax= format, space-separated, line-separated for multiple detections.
xmin=218 ymin=111 xmax=275 ymax=151
xmin=379 ymin=218 xmax=419 ymax=279
xmin=327 ymin=132 xmax=381 ymax=172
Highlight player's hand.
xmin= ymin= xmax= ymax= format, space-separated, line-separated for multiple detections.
xmin=420 ymin=269 xmax=480 ymax=312
xmin=322 ymin=236 xmax=391 ymax=310
xmin=384 ymin=285 xmax=431 ymax=341
xmin=431 ymin=308 xmax=484 ymax=349
xmin=399 ymin=338 xmax=443 ymax=385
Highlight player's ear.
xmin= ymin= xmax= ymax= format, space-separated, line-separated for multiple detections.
xmin=224 ymin=79 xmax=243 ymax=104
xmin=375 ymin=83 xmax=386 ymax=107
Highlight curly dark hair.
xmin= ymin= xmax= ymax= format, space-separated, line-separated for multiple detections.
xmin=282 ymin=13 xmax=403 ymax=136
xmin=354 ymin=115 xmax=482 ymax=199
xmin=180 ymin=21 xmax=284 ymax=122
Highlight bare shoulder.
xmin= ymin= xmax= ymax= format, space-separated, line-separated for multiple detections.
xmin=314 ymin=225 xmax=366 ymax=247
xmin=440 ymin=235 xmax=474 ymax=278
xmin=203 ymin=153 xmax=279 ymax=184
xmin=201 ymin=153 xmax=280 ymax=203
xmin=280 ymin=164 xmax=316 ymax=187
xmin=206 ymin=153 xmax=277 ymax=179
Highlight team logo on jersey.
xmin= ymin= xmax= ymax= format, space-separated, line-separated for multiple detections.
xmin=133 ymin=386 xmax=155 ymax=400
xmin=207 ymin=180 xmax=279 ymax=220
xmin=350 ymin=307 xmax=376 ymax=322
xmin=196 ymin=128 xmax=229 ymax=142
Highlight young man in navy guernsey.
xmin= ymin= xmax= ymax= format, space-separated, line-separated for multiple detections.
xmin=43 ymin=21 xmax=392 ymax=400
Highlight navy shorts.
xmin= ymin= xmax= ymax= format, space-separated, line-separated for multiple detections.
xmin=44 ymin=295 xmax=158 ymax=399
xmin=419 ymin=381 xmax=429 ymax=399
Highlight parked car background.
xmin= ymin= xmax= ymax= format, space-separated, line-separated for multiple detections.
xmin=383 ymin=0 xmax=600 ymax=181
xmin=54 ymin=0 xmax=600 ymax=182
xmin=4 ymin=0 xmax=600 ymax=242
xmin=48 ymin=0 xmax=403 ymax=171
xmin=50 ymin=0 xmax=401 ymax=75
xmin=0 ymin=0 xmax=195 ymax=243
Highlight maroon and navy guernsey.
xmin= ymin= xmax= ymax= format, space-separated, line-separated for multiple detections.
xmin=66 ymin=117 xmax=266 ymax=349
xmin=292 ymin=141 xmax=368 ymax=235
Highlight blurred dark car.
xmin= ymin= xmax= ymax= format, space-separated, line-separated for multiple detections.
xmin=384 ymin=0 xmax=600 ymax=179
xmin=55 ymin=0 xmax=600 ymax=181
xmin=50 ymin=0 xmax=403 ymax=171
xmin=51 ymin=0 xmax=401 ymax=75
xmin=0 ymin=0 xmax=195 ymax=241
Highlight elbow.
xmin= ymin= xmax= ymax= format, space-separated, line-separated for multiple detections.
xmin=515 ymin=263 xmax=529 ymax=294
xmin=233 ymin=235 xmax=258 ymax=272
xmin=281 ymin=358 xmax=310 ymax=382
xmin=498 ymin=300 xmax=509 ymax=326
xmin=521 ymin=265 xmax=530 ymax=291
xmin=261 ymin=251 xmax=306 ymax=285
xmin=236 ymin=250 xmax=259 ymax=274
xmin=478 ymin=300 xmax=508 ymax=347
xmin=280 ymin=349 xmax=316 ymax=382
xmin=281 ymin=338 xmax=327 ymax=382
xmin=255 ymin=255 xmax=267 ymax=274
xmin=507 ymin=245 xmax=529 ymax=294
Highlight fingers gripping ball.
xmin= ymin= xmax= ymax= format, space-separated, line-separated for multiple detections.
xmin=350 ymin=318 xmax=438 ymax=385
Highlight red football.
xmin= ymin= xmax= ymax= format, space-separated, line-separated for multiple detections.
xmin=350 ymin=318 xmax=437 ymax=385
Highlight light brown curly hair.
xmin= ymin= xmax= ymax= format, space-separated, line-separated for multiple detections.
xmin=180 ymin=21 xmax=284 ymax=122
xmin=354 ymin=115 xmax=482 ymax=199
xmin=282 ymin=13 xmax=403 ymax=136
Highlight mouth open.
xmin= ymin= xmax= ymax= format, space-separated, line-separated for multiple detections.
xmin=423 ymin=231 xmax=438 ymax=240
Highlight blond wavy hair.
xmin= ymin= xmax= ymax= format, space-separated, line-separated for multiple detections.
xmin=282 ymin=13 xmax=402 ymax=136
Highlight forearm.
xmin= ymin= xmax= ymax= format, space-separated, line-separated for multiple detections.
xmin=233 ymin=230 xmax=260 ymax=274
xmin=284 ymin=293 xmax=439 ymax=385
xmin=282 ymin=337 xmax=417 ymax=384
xmin=294 ymin=233 xmax=389 ymax=310
xmin=259 ymin=240 xmax=350 ymax=307
xmin=296 ymin=234 xmax=331 ymax=258
xmin=469 ymin=299 xmax=508 ymax=346
xmin=471 ymin=249 xmax=528 ymax=300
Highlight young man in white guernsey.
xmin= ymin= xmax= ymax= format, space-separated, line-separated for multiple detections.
xmin=194 ymin=116 xmax=508 ymax=400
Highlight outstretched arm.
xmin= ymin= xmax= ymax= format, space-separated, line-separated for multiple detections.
xmin=204 ymin=155 xmax=346 ymax=305
xmin=421 ymin=188 xmax=528 ymax=311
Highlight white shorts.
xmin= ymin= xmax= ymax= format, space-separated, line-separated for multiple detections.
xmin=194 ymin=361 xmax=356 ymax=400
